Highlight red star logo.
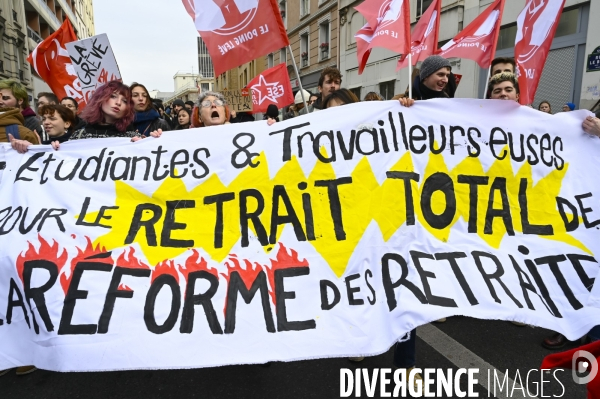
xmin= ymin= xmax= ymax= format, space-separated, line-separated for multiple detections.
xmin=251 ymin=75 xmax=281 ymax=105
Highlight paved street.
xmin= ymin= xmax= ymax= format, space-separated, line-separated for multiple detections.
xmin=1 ymin=316 xmax=588 ymax=398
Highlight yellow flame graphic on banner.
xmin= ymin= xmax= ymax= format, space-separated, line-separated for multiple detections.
xmin=83 ymin=149 xmax=585 ymax=277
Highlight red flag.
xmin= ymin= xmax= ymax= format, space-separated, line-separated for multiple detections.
xmin=355 ymin=0 xmax=411 ymax=58
xmin=245 ymin=63 xmax=294 ymax=113
xmin=182 ymin=0 xmax=289 ymax=77
xmin=396 ymin=0 xmax=440 ymax=71
xmin=26 ymin=19 xmax=88 ymax=108
xmin=514 ymin=0 xmax=566 ymax=105
xmin=355 ymin=24 xmax=375 ymax=75
xmin=438 ymin=0 xmax=505 ymax=69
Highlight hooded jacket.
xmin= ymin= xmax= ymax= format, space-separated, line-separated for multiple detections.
xmin=0 ymin=108 xmax=40 ymax=144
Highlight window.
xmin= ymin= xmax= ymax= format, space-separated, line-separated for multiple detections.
xmin=300 ymin=33 xmax=309 ymax=68
xmin=379 ymin=80 xmax=396 ymax=100
xmin=300 ymin=0 xmax=309 ymax=18
xmin=319 ymin=21 xmax=330 ymax=61
xmin=497 ymin=7 xmax=580 ymax=51
xmin=279 ymin=0 xmax=287 ymax=28
xmin=416 ymin=0 xmax=433 ymax=17
xmin=555 ymin=8 xmax=579 ymax=37
xmin=349 ymin=11 xmax=366 ymax=47
xmin=496 ymin=25 xmax=517 ymax=50
xmin=268 ymin=53 xmax=274 ymax=68
xmin=280 ymin=48 xmax=287 ymax=64
xmin=349 ymin=87 xmax=361 ymax=100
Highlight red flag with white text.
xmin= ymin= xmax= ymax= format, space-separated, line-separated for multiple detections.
xmin=26 ymin=19 xmax=88 ymax=109
xmin=355 ymin=24 xmax=375 ymax=75
xmin=438 ymin=0 xmax=505 ymax=69
xmin=246 ymin=63 xmax=294 ymax=113
xmin=396 ymin=0 xmax=440 ymax=70
xmin=355 ymin=0 xmax=411 ymax=58
xmin=182 ymin=0 xmax=289 ymax=76
xmin=514 ymin=0 xmax=566 ymax=105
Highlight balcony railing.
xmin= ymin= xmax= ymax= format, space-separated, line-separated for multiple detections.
xmin=27 ymin=27 xmax=43 ymax=44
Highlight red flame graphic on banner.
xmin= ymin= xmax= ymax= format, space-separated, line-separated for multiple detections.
xmin=222 ymin=254 xmax=264 ymax=288
xmin=60 ymin=237 xmax=111 ymax=294
xmin=116 ymin=247 xmax=151 ymax=270
xmin=16 ymin=235 xmax=68 ymax=285
xmin=265 ymin=243 xmax=309 ymax=305
xmin=152 ymin=259 xmax=179 ymax=284
xmin=181 ymin=249 xmax=217 ymax=281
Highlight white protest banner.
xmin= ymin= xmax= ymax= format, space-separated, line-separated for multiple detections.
xmin=1 ymin=99 xmax=600 ymax=372
xmin=66 ymin=34 xmax=121 ymax=104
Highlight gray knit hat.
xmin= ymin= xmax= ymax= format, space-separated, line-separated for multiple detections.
xmin=419 ymin=55 xmax=452 ymax=81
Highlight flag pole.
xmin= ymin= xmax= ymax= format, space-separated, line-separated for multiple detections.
xmin=287 ymin=45 xmax=309 ymax=113
xmin=408 ymin=53 xmax=412 ymax=99
xmin=483 ymin=66 xmax=491 ymax=99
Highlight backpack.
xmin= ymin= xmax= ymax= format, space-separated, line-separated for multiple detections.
xmin=5 ymin=124 xmax=20 ymax=140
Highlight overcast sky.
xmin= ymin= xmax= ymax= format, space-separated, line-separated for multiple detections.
xmin=94 ymin=0 xmax=200 ymax=92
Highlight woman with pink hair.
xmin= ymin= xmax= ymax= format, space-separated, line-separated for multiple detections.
xmin=65 ymin=81 xmax=141 ymax=143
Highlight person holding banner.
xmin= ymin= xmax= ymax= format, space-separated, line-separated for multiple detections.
xmin=402 ymin=55 xmax=452 ymax=104
xmin=487 ymin=72 xmax=520 ymax=101
xmin=38 ymin=104 xmax=75 ymax=145
xmin=0 ymin=79 xmax=42 ymax=136
xmin=191 ymin=92 xmax=230 ymax=128
xmin=583 ymin=115 xmax=600 ymax=138
xmin=61 ymin=81 xmax=140 ymax=144
xmin=130 ymin=83 xmax=170 ymax=136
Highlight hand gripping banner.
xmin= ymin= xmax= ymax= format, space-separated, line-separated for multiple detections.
xmin=1 ymin=99 xmax=600 ymax=371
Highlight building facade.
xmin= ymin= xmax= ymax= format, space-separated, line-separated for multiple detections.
xmin=0 ymin=0 xmax=94 ymax=100
xmin=339 ymin=0 xmax=599 ymax=111
xmin=214 ymin=58 xmax=267 ymax=94
xmin=198 ymin=37 xmax=214 ymax=79
xmin=273 ymin=0 xmax=338 ymax=94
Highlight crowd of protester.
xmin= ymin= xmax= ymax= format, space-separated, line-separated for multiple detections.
xmin=1 ymin=55 xmax=600 ymax=381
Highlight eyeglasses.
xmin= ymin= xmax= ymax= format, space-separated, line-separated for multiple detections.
xmin=200 ymin=99 xmax=225 ymax=108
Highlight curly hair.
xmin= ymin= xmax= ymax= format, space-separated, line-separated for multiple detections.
xmin=318 ymin=67 xmax=343 ymax=88
xmin=39 ymin=104 xmax=76 ymax=128
xmin=80 ymin=81 xmax=134 ymax=132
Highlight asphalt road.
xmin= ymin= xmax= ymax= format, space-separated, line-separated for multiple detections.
xmin=1 ymin=317 xmax=589 ymax=399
